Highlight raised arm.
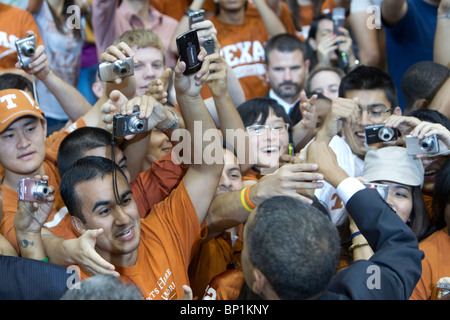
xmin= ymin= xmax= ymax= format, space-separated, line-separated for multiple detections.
xmin=434 ymin=0 xmax=450 ymax=67
xmin=23 ymin=43 xmax=92 ymax=121
xmin=253 ymin=0 xmax=287 ymax=36
xmin=173 ymin=48 xmax=224 ymax=224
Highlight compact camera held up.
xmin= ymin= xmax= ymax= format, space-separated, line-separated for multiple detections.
xmin=405 ymin=134 xmax=440 ymax=155
xmin=365 ymin=124 xmax=399 ymax=145
xmin=17 ymin=178 xmax=50 ymax=202
xmin=15 ymin=34 xmax=37 ymax=70
xmin=98 ymin=57 xmax=134 ymax=82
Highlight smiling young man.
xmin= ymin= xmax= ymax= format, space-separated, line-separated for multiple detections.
xmin=314 ymin=65 xmax=402 ymax=225
xmin=58 ymin=47 xmax=223 ymax=300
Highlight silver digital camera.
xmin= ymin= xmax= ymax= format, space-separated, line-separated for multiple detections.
xmin=405 ymin=134 xmax=440 ymax=155
xmin=363 ymin=182 xmax=388 ymax=201
xmin=17 ymin=178 xmax=49 ymax=202
xmin=113 ymin=111 xmax=149 ymax=137
xmin=98 ymin=57 xmax=134 ymax=82
xmin=15 ymin=34 xmax=36 ymax=69
xmin=364 ymin=124 xmax=399 ymax=145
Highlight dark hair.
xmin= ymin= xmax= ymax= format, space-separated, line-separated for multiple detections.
xmin=57 ymin=127 xmax=113 ymax=176
xmin=432 ymin=159 xmax=450 ymax=230
xmin=237 ymin=97 xmax=293 ymax=144
xmin=409 ymin=186 xmax=434 ymax=241
xmin=339 ymin=65 xmax=398 ymax=109
xmin=307 ymin=14 xmax=333 ymax=40
xmin=237 ymin=97 xmax=292 ymax=128
xmin=60 ymin=156 xmax=128 ymax=223
xmin=247 ymin=196 xmax=340 ymax=299
xmin=408 ymin=109 xmax=450 ymax=131
xmin=0 ymin=73 xmax=33 ymax=92
xmin=401 ymin=61 xmax=450 ymax=112
xmin=264 ymin=33 xmax=307 ymax=65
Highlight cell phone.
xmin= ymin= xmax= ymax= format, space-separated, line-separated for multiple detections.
xmin=202 ymin=37 xmax=215 ymax=55
xmin=189 ymin=9 xmax=205 ymax=28
xmin=15 ymin=34 xmax=37 ymax=69
xmin=176 ymin=30 xmax=203 ymax=75
xmin=405 ymin=134 xmax=440 ymax=155
xmin=363 ymin=182 xmax=388 ymax=201
xmin=98 ymin=57 xmax=134 ymax=82
xmin=332 ymin=7 xmax=346 ymax=36
xmin=17 ymin=178 xmax=49 ymax=202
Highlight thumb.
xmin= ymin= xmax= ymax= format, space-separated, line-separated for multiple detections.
xmin=84 ymin=228 xmax=104 ymax=244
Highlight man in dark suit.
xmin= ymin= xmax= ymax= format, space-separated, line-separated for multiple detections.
xmin=241 ymin=139 xmax=424 ymax=300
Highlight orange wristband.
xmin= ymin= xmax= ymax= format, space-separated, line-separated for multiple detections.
xmin=245 ymin=184 xmax=256 ymax=209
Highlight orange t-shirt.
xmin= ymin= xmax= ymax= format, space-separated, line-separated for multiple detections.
xmin=79 ymin=180 xmax=202 ymax=300
xmin=0 ymin=118 xmax=85 ymax=253
xmin=203 ymin=268 xmax=245 ymax=300
xmin=242 ymin=168 xmax=262 ymax=182
xmin=410 ymin=227 xmax=450 ymax=300
xmin=131 ymin=149 xmax=188 ymax=218
xmin=188 ymin=226 xmax=243 ymax=299
xmin=0 ymin=3 xmax=44 ymax=70
xmin=209 ymin=15 xmax=271 ymax=101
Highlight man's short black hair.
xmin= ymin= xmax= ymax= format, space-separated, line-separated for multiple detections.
xmin=0 ymin=73 xmax=33 ymax=92
xmin=247 ymin=196 xmax=340 ymax=299
xmin=60 ymin=156 xmax=128 ymax=224
xmin=57 ymin=127 xmax=113 ymax=176
xmin=339 ymin=65 xmax=398 ymax=109
xmin=264 ymin=33 xmax=307 ymax=65
xmin=401 ymin=61 xmax=450 ymax=112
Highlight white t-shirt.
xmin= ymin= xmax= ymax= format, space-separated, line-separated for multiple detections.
xmin=314 ymin=135 xmax=364 ymax=225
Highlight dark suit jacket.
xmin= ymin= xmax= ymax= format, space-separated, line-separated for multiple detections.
xmin=0 ymin=255 xmax=71 ymax=300
xmin=320 ymin=188 xmax=424 ymax=300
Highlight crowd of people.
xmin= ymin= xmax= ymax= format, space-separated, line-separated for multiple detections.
xmin=0 ymin=0 xmax=449 ymax=302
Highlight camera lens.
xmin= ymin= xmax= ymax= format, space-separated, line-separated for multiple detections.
xmin=128 ymin=116 xmax=145 ymax=133
xmin=113 ymin=61 xmax=130 ymax=76
xmin=420 ymin=137 xmax=434 ymax=151
xmin=378 ymin=127 xmax=394 ymax=142
xmin=33 ymin=184 xmax=49 ymax=201
xmin=22 ymin=42 xmax=36 ymax=57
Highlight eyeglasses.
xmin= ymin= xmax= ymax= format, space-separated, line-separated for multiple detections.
xmin=246 ymin=123 xmax=289 ymax=135
xmin=358 ymin=104 xmax=392 ymax=121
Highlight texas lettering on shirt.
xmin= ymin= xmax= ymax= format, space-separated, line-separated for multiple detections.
xmin=145 ymin=268 xmax=177 ymax=300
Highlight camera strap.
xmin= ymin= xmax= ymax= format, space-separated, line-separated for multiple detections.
xmin=110 ymin=133 xmax=123 ymax=206
xmin=31 ymin=74 xmax=39 ymax=106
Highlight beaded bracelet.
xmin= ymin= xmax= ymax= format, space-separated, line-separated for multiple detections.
xmin=349 ymin=242 xmax=369 ymax=252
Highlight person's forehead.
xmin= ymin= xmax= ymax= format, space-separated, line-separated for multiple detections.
xmin=4 ymin=115 xmax=40 ymax=130
xmin=75 ymin=174 xmax=128 ymax=208
xmin=268 ymin=49 xmax=305 ymax=65
xmin=132 ymin=46 xmax=164 ymax=62
xmin=345 ymin=89 xmax=391 ymax=108
xmin=317 ymin=19 xmax=333 ymax=31
xmin=311 ymin=70 xmax=341 ymax=85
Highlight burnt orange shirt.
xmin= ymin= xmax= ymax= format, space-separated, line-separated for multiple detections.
xmin=0 ymin=118 xmax=85 ymax=253
xmin=79 ymin=180 xmax=202 ymax=300
xmin=0 ymin=3 xmax=44 ymax=70
xmin=203 ymin=268 xmax=245 ymax=300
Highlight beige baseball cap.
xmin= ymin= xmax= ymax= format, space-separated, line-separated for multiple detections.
xmin=363 ymin=146 xmax=424 ymax=187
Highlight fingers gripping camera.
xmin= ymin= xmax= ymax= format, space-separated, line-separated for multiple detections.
xmin=98 ymin=57 xmax=134 ymax=82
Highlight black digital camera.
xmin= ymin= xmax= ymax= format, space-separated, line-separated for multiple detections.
xmin=364 ymin=125 xmax=399 ymax=145
xmin=113 ymin=111 xmax=149 ymax=137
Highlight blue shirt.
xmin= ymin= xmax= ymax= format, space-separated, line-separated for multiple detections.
xmin=383 ymin=0 xmax=438 ymax=111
